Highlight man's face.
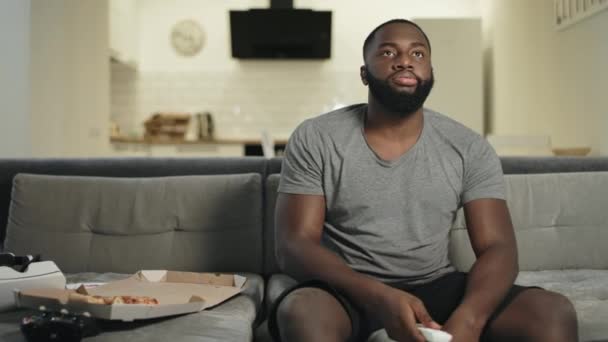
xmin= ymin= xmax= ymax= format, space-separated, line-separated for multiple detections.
xmin=361 ymin=23 xmax=434 ymax=117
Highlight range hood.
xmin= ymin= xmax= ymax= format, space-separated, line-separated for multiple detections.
xmin=229 ymin=0 xmax=332 ymax=59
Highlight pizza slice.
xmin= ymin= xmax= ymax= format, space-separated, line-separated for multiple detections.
xmin=68 ymin=293 xmax=159 ymax=305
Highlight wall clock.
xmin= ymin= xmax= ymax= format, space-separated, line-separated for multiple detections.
xmin=170 ymin=19 xmax=205 ymax=57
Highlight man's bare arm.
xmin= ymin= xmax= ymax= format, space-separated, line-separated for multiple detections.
xmin=275 ymin=193 xmax=378 ymax=298
xmin=275 ymin=192 xmax=438 ymax=341
xmin=443 ymin=198 xmax=518 ymax=338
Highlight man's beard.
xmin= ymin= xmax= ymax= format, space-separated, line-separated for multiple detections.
xmin=366 ymin=68 xmax=434 ymax=118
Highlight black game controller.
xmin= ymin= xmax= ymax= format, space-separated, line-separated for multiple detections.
xmin=0 ymin=252 xmax=40 ymax=272
xmin=21 ymin=307 xmax=99 ymax=342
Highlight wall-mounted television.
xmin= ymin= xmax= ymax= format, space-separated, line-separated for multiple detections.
xmin=229 ymin=9 xmax=331 ymax=59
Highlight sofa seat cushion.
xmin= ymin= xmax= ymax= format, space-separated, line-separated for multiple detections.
xmin=516 ymin=269 xmax=608 ymax=342
xmin=0 ymin=272 xmax=263 ymax=342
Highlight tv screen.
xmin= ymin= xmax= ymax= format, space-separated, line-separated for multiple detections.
xmin=230 ymin=9 xmax=331 ymax=59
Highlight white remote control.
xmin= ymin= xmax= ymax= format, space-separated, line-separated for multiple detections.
xmin=417 ymin=325 xmax=452 ymax=342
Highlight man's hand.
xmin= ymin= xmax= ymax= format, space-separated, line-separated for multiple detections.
xmin=442 ymin=306 xmax=483 ymax=342
xmin=373 ymin=285 xmax=442 ymax=342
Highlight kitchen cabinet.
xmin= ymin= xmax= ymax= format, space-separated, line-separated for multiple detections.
xmin=110 ymin=0 xmax=137 ymax=68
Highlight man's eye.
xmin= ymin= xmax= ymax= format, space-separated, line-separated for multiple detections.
xmin=412 ymin=51 xmax=424 ymax=58
xmin=381 ymin=51 xmax=395 ymax=57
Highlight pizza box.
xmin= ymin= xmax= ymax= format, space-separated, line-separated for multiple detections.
xmin=14 ymin=270 xmax=247 ymax=321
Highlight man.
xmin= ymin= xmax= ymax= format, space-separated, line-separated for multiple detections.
xmin=269 ymin=19 xmax=578 ymax=342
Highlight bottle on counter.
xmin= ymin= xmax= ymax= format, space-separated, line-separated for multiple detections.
xmin=196 ymin=112 xmax=214 ymax=140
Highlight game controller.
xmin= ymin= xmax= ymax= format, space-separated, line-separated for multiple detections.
xmin=20 ymin=307 xmax=99 ymax=342
xmin=417 ymin=324 xmax=452 ymax=342
xmin=1 ymin=253 xmax=65 ymax=311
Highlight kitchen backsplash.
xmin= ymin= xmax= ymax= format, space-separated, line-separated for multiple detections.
xmin=111 ymin=63 xmax=367 ymax=141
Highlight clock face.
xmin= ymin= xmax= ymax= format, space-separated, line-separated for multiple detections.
xmin=170 ymin=20 xmax=205 ymax=57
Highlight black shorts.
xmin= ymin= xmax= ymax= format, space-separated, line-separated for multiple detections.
xmin=268 ymin=272 xmax=538 ymax=342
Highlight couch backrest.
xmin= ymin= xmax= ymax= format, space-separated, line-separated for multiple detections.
xmin=500 ymin=156 xmax=608 ymax=174
xmin=4 ymin=173 xmax=264 ymax=274
xmin=264 ymin=174 xmax=282 ymax=274
xmin=266 ymin=171 xmax=608 ymax=275
xmin=3 ymin=156 xmax=608 ymax=276
xmin=450 ymin=172 xmax=608 ymax=271
xmin=0 ymin=157 xmax=269 ymax=245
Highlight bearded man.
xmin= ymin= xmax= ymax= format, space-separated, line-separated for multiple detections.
xmin=269 ymin=19 xmax=578 ymax=342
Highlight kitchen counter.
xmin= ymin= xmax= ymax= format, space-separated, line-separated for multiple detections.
xmin=109 ymin=136 xmax=288 ymax=157
xmin=110 ymin=136 xmax=288 ymax=146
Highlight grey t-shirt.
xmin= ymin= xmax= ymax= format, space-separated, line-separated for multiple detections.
xmin=278 ymin=104 xmax=505 ymax=285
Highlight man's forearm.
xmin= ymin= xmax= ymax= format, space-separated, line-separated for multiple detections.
xmin=278 ymin=238 xmax=386 ymax=313
xmin=455 ymin=243 xmax=518 ymax=330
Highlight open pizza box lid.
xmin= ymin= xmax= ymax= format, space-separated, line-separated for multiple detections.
xmin=15 ymin=270 xmax=247 ymax=321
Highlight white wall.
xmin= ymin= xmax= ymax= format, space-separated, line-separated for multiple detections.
xmin=485 ymin=0 xmax=608 ymax=155
xmin=30 ymin=0 xmax=111 ymax=157
xmin=137 ymin=0 xmax=481 ymax=72
xmin=416 ymin=18 xmax=483 ymax=133
xmin=111 ymin=0 xmax=483 ymax=140
xmin=0 ymin=0 xmax=31 ymax=157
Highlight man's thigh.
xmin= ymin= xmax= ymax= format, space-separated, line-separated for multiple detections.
xmin=483 ymin=288 xmax=578 ymax=342
xmin=406 ymin=272 xmax=468 ymax=324
xmin=269 ymin=274 xmax=539 ymax=341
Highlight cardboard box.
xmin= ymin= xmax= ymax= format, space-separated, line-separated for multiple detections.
xmin=15 ymin=270 xmax=246 ymax=321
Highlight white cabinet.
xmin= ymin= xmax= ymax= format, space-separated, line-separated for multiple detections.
xmin=110 ymin=0 xmax=137 ymax=68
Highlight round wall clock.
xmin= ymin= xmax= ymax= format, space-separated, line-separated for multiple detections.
xmin=170 ymin=19 xmax=205 ymax=57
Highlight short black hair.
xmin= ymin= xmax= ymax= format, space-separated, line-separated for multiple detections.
xmin=362 ymin=19 xmax=431 ymax=61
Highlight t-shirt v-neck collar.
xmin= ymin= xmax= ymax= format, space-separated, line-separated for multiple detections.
xmin=358 ymin=106 xmax=426 ymax=168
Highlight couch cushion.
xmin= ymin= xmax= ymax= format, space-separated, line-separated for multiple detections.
xmin=4 ymin=173 xmax=263 ymax=274
xmin=0 ymin=157 xmax=269 ymax=251
xmin=267 ymin=170 xmax=608 ymax=275
xmin=0 ymin=272 xmax=263 ymax=342
xmin=450 ymin=172 xmax=608 ymax=271
xmin=516 ymin=270 xmax=608 ymax=342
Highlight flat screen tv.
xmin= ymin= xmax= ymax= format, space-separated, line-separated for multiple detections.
xmin=230 ymin=9 xmax=331 ymax=59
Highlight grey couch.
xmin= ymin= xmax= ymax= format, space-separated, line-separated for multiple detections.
xmin=0 ymin=156 xmax=606 ymax=342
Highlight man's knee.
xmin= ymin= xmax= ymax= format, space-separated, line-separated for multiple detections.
xmin=488 ymin=289 xmax=578 ymax=342
xmin=515 ymin=290 xmax=578 ymax=341
xmin=276 ymin=287 xmax=352 ymax=341
xmin=537 ymin=291 xmax=578 ymax=339
xmin=277 ymin=288 xmax=322 ymax=325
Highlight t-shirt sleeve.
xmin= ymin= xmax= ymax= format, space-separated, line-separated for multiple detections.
xmin=461 ymin=135 xmax=505 ymax=204
xmin=278 ymin=120 xmax=324 ymax=195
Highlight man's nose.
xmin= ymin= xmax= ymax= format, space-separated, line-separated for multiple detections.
xmin=393 ymin=54 xmax=413 ymax=70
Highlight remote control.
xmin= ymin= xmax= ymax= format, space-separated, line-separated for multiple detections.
xmin=417 ymin=325 xmax=452 ymax=342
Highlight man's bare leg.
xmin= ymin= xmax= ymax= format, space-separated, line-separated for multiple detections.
xmin=485 ymin=289 xmax=578 ymax=341
xmin=276 ymin=287 xmax=353 ymax=342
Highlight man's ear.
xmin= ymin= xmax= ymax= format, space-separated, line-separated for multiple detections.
xmin=360 ymin=66 xmax=368 ymax=86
